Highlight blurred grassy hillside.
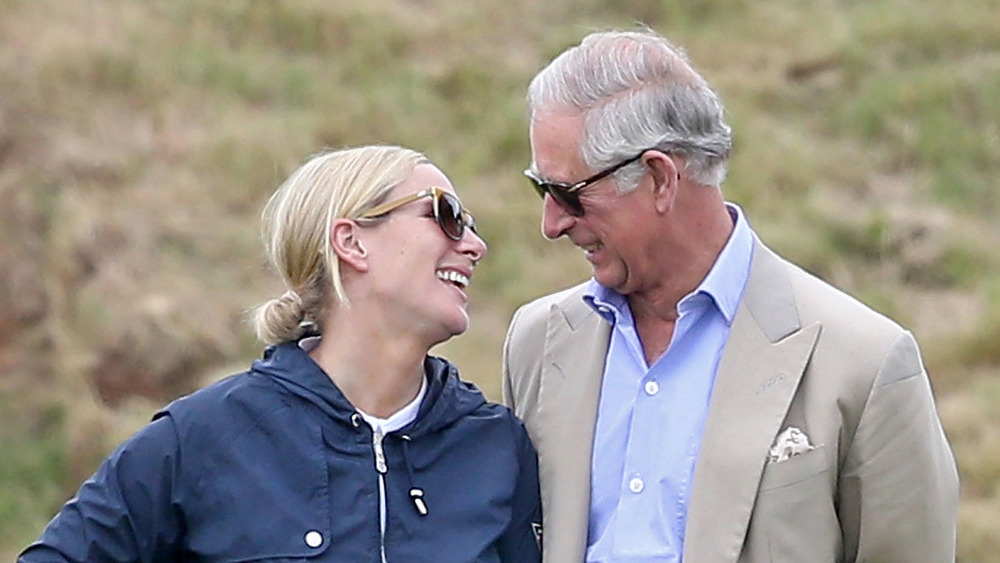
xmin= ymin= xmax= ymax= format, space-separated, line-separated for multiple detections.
xmin=2 ymin=0 xmax=999 ymax=559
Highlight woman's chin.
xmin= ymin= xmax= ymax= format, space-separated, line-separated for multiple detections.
xmin=424 ymin=316 xmax=470 ymax=349
xmin=445 ymin=313 xmax=471 ymax=339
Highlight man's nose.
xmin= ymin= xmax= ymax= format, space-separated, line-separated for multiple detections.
xmin=541 ymin=194 xmax=576 ymax=240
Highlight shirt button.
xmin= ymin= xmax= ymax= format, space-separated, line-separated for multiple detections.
xmin=628 ymin=477 xmax=644 ymax=493
xmin=644 ymin=380 xmax=659 ymax=395
xmin=304 ymin=530 xmax=324 ymax=548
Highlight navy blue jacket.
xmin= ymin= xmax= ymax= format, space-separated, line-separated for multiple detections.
xmin=20 ymin=341 xmax=542 ymax=562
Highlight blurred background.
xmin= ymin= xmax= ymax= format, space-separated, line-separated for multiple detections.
xmin=1 ymin=0 xmax=998 ymax=559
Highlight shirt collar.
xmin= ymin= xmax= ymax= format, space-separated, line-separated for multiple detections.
xmin=357 ymin=376 xmax=427 ymax=433
xmin=699 ymin=203 xmax=753 ymax=323
xmin=583 ymin=202 xmax=754 ymax=325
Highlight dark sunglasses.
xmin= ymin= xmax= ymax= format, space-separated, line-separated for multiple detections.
xmin=360 ymin=186 xmax=477 ymax=241
xmin=523 ymin=151 xmax=649 ymax=217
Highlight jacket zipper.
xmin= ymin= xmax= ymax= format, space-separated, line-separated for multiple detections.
xmin=373 ymin=426 xmax=388 ymax=473
xmin=372 ymin=427 xmax=388 ymax=563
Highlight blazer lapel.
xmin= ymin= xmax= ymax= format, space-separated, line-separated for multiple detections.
xmin=535 ymin=291 xmax=610 ymax=562
xmin=684 ymin=241 xmax=821 ymax=563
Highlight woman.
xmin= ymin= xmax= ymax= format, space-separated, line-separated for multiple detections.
xmin=20 ymin=146 xmax=542 ymax=562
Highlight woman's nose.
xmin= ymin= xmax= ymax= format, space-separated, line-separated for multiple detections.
xmin=461 ymin=227 xmax=487 ymax=263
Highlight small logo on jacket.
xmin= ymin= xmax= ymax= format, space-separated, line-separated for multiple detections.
xmin=755 ymin=372 xmax=786 ymax=395
xmin=532 ymin=522 xmax=543 ymax=550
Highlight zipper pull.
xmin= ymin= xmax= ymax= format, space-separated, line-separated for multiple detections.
xmin=372 ymin=427 xmax=387 ymax=474
xmin=409 ymin=488 xmax=428 ymax=516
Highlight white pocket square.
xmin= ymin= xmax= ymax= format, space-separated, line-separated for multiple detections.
xmin=769 ymin=426 xmax=814 ymax=463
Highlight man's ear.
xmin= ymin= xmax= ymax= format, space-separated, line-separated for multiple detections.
xmin=330 ymin=218 xmax=369 ymax=273
xmin=645 ymin=151 xmax=680 ymax=214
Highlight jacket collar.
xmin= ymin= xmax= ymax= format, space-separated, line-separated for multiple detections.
xmin=251 ymin=341 xmax=485 ymax=435
xmin=683 ymin=239 xmax=820 ymax=562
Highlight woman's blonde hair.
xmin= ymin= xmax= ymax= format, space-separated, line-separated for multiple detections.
xmin=251 ymin=145 xmax=428 ymax=345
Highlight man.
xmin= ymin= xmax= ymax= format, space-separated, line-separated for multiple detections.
xmin=502 ymin=28 xmax=959 ymax=562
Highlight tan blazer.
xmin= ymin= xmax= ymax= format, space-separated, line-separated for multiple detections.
xmin=502 ymin=240 xmax=958 ymax=562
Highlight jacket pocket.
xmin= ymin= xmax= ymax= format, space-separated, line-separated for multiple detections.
xmin=741 ymin=445 xmax=840 ymax=562
xmin=758 ymin=444 xmax=827 ymax=491
xmin=183 ymin=409 xmax=335 ymax=561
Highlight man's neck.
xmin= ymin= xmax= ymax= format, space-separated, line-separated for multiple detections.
xmin=626 ymin=192 xmax=735 ymax=363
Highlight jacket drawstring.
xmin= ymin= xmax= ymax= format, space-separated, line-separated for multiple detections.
xmin=399 ymin=436 xmax=428 ymax=517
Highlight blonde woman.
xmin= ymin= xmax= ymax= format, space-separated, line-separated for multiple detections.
xmin=22 ymin=146 xmax=542 ymax=562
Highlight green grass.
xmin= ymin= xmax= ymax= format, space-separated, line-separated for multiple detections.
xmin=0 ymin=398 xmax=68 ymax=555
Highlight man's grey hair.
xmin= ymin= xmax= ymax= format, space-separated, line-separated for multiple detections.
xmin=527 ymin=28 xmax=733 ymax=190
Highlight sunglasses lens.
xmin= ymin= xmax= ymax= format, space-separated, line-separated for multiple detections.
xmin=436 ymin=192 xmax=465 ymax=240
xmin=548 ymin=186 xmax=585 ymax=217
xmin=526 ymin=173 xmax=585 ymax=217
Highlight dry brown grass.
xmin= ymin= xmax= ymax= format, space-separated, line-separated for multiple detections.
xmin=2 ymin=0 xmax=999 ymax=559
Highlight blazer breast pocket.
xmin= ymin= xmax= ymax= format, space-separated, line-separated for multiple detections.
xmin=759 ymin=444 xmax=828 ymax=492
xmin=743 ymin=445 xmax=840 ymax=562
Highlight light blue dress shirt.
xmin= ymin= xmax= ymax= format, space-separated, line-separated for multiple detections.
xmin=583 ymin=204 xmax=754 ymax=562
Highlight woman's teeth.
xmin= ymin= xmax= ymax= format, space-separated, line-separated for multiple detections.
xmin=436 ymin=270 xmax=470 ymax=288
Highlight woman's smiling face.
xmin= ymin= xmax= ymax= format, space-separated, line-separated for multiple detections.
xmin=356 ymin=163 xmax=487 ymax=344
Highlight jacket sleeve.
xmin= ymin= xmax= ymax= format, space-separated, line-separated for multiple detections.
xmin=18 ymin=414 xmax=183 ymax=563
xmin=496 ymin=416 xmax=542 ymax=563
xmin=839 ymin=332 xmax=959 ymax=562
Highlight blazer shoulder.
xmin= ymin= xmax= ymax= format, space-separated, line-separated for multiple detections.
xmin=507 ymin=282 xmax=589 ymax=337
xmin=503 ymin=281 xmax=592 ymax=412
xmin=513 ymin=281 xmax=590 ymax=317
xmin=782 ymin=258 xmax=905 ymax=339
xmin=769 ymin=251 xmax=920 ymax=385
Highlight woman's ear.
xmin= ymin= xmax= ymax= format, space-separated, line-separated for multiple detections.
xmin=331 ymin=218 xmax=369 ymax=273
xmin=645 ymin=151 xmax=680 ymax=214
